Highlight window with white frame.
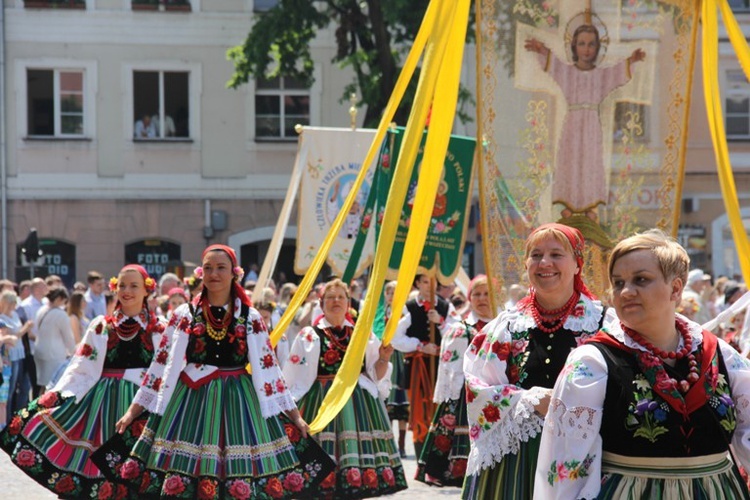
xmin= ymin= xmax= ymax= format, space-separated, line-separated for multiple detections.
xmin=27 ymin=69 xmax=85 ymax=137
xmin=254 ymin=0 xmax=278 ymax=12
xmin=133 ymin=70 xmax=190 ymax=140
xmin=726 ymin=69 xmax=750 ymax=140
xmin=255 ymin=76 xmax=310 ymax=141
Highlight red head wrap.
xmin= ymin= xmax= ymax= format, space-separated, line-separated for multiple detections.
xmin=199 ymin=244 xmax=251 ymax=306
xmin=527 ymin=223 xmax=595 ymax=299
xmin=110 ymin=264 xmax=156 ymax=310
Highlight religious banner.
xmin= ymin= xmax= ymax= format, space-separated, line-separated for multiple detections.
xmin=294 ymin=127 xmax=378 ymax=277
xmin=382 ymin=127 xmax=476 ymax=283
xmin=477 ymin=0 xmax=696 ymax=302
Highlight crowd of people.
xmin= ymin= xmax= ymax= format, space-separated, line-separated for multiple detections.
xmin=0 ymin=226 xmax=749 ymax=499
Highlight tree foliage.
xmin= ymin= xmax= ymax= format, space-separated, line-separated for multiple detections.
xmin=227 ymin=0 xmax=474 ymax=127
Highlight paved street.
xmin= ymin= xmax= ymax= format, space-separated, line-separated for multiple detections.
xmin=0 ymin=426 xmax=463 ymax=499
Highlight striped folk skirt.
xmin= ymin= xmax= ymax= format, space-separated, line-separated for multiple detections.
xmin=596 ymin=452 xmax=750 ymax=499
xmin=461 ymin=432 xmax=541 ymax=499
xmin=415 ymin=387 xmax=470 ymax=487
xmin=0 ymin=372 xmax=138 ymax=499
xmin=297 ymin=377 xmax=408 ymax=499
xmin=95 ymin=369 xmax=324 ymax=499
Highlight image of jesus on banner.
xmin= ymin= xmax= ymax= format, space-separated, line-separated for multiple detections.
xmin=514 ymin=7 xmax=655 ymax=228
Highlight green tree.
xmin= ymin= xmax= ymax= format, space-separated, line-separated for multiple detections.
xmin=227 ymin=0 xmax=474 ymax=127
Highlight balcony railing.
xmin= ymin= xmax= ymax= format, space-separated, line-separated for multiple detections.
xmin=24 ymin=0 xmax=85 ymax=9
xmin=132 ymin=0 xmax=191 ymax=11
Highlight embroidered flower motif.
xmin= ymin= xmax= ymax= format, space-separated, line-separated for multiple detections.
xmin=323 ymin=348 xmax=341 ymax=366
xmin=546 ymin=454 xmax=594 ymax=486
xmin=284 ymin=423 xmax=301 ymax=443
xmin=283 ymin=472 xmax=304 ymax=492
xmin=434 ymin=434 xmax=452 ymax=453
xmin=451 ymin=458 xmax=467 ymax=477
xmin=264 ymin=382 xmax=274 ymax=396
xmin=262 ymin=354 xmax=275 ymax=368
xmin=163 ymin=475 xmax=186 ymax=496
xmin=382 ymin=467 xmax=395 ymax=486
xmin=362 ymin=469 xmax=379 ymax=489
xmin=481 ymin=403 xmax=501 ymax=423
xmin=15 ymin=448 xmax=37 ymax=468
xmin=77 ymin=343 xmax=95 ymax=358
xmin=227 ymin=480 xmax=251 ymax=500
xmin=156 ymin=350 xmax=168 ymax=365
xmin=264 ymin=477 xmax=284 ymax=498
xmin=119 ymin=459 xmax=142 ymax=480
xmin=197 ymin=478 xmax=218 ymax=500
xmin=53 ymin=474 xmax=76 ymax=494
xmin=275 ymin=379 xmax=286 ymax=393
xmin=320 ymin=472 xmax=337 ymax=489
xmin=37 ymin=391 xmax=59 ymax=408
xmin=346 ymin=468 xmax=362 ymax=487
xmin=289 ymin=354 xmax=301 ymax=364
xmin=439 ymin=413 xmax=457 ymax=430
xmin=8 ymin=415 xmax=23 ymax=435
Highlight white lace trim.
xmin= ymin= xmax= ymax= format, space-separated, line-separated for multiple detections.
xmin=258 ymin=392 xmax=298 ymax=419
xmin=466 ymin=388 xmax=546 ymax=476
xmin=546 ymin=397 xmax=601 ymax=441
xmin=505 ymin=295 xmax=604 ymax=335
xmin=133 ymin=390 xmax=156 ymax=413
xmin=736 ymin=393 xmax=750 ymax=426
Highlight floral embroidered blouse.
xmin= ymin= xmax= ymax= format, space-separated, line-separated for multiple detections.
xmin=433 ymin=311 xmax=491 ymax=404
xmin=463 ymin=294 xmax=611 ymax=476
xmin=50 ymin=309 xmax=165 ymax=403
xmin=533 ymin=317 xmax=750 ymax=499
xmin=131 ymin=298 xmax=296 ymax=419
xmin=282 ymin=317 xmax=392 ymax=401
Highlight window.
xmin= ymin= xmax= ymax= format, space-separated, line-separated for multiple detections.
xmin=729 ymin=0 xmax=750 ymax=12
xmin=726 ymin=69 xmax=750 ymax=140
xmin=254 ymin=0 xmax=278 ymax=12
xmin=612 ymin=102 xmax=649 ymax=144
xmin=131 ymin=0 xmax=191 ymax=10
xmin=133 ymin=71 xmax=190 ymax=140
xmin=27 ymin=69 xmax=85 ymax=137
xmin=255 ymin=76 xmax=310 ymax=141
xmin=24 ymin=0 xmax=84 ymax=9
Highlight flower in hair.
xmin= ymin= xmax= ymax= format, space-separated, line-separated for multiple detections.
xmin=194 ymin=267 xmax=204 ymax=279
xmin=233 ymin=266 xmax=245 ymax=281
xmin=144 ymin=277 xmax=156 ymax=293
xmin=108 ymin=277 xmax=119 ymax=292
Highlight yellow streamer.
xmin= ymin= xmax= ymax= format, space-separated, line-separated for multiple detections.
xmin=308 ymin=0 xmax=471 ymax=434
xmin=702 ymin=0 xmax=750 ymax=284
xmin=269 ymin=0 xmax=439 ymax=348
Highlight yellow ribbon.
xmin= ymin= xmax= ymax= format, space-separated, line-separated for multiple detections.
xmin=308 ymin=0 xmax=471 ymax=434
xmin=703 ymin=0 xmax=750 ymax=284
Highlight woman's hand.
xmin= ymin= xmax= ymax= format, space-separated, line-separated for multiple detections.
xmin=286 ymin=408 xmax=309 ymax=438
xmin=427 ymin=309 xmax=442 ymax=325
xmin=524 ymin=38 xmax=549 ymax=56
xmin=115 ymin=403 xmax=144 ymax=434
xmin=534 ymin=389 xmax=554 ymax=417
xmin=418 ymin=342 xmax=440 ymax=356
xmin=378 ymin=343 xmax=394 ymax=361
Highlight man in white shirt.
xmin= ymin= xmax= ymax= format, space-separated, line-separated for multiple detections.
xmin=84 ymin=271 xmax=106 ymax=319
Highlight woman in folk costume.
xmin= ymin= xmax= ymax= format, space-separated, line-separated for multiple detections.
xmin=282 ymin=278 xmax=408 ymax=498
xmin=461 ymin=223 xmax=613 ymax=499
xmin=103 ymin=245 xmax=325 ymax=499
xmin=534 ymin=230 xmax=750 ymax=499
xmin=0 ymin=264 xmax=165 ymax=499
xmin=416 ymin=275 xmax=494 ymax=487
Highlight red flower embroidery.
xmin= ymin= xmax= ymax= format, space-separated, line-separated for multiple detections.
xmin=95 ymin=322 xmax=104 ymax=334
xmin=284 ymin=423 xmax=301 ymax=443
xmin=321 ymin=471 xmax=336 ymax=489
xmin=346 ymin=468 xmax=362 ymax=487
xmin=466 ymin=388 xmax=476 ymax=403
xmin=434 ymin=434 xmax=452 ymax=453
xmin=508 ymin=364 xmax=520 ymax=384
xmin=152 ymin=378 xmax=162 ymax=391
xmin=178 ymin=317 xmax=191 ymax=332
xmin=491 ymin=341 xmax=511 ymax=360
xmin=262 ymin=354 xmax=275 ymax=368
xmin=197 ymin=478 xmax=218 ymax=500
xmin=156 ymin=350 xmax=168 ymax=365
xmin=194 ymin=338 xmax=206 ymax=354
xmin=163 ymin=475 xmax=186 ymax=496
xmin=234 ymin=324 xmax=247 ymax=337
xmin=115 ymin=484 xmax=128 ymax=500
xmin=159 ymin=334 xmax=169 ymax=349
xmin=289 ymin=354 xmax=301 ymax=364
xmin=192 ymin=323 xmax=206 ymax=337
xmin=264 ymin=477 xmax=284 ymax=499
xmin=482 ymin=403 xmax=501 ymax=423
xmin=236 ymin=339 xmax=248 ymax=357
xmin=275 ymin=379 xmax=286 ymax=393
xmin=572 ymin=304 xmax=585 ymax=318
xmin=323 ymin=349 xmax=341 ymax=366
xmin=362 ymin=469 xmax=379 ymax=489
xmin=15 ymin=448 xmax=36 ymax=467
xmin=130 ymin=418 xmax=146 ymax=438
xmin=8 ymin=415 xmax=23 ymax=435
xmin=228 ymin=480 xmax=251 ymax=500
xmin=119 ymin=459 xmax=141 ymax=480
xmin=264 ymin=382 xmax=274 ymax=396
xmin=97 ymin=481 xmax=114 ymax=500
xmin=252 ymin=319 xmax=264 ymax=334
xmin=54 ymin=475 xmax=76 ymax=494
xmin=139 ymin=472 xmax=151 ymax=494
xmin=38 ymin=391 xmax=59 ymax=408
xmin=451 ymin=459 xmax=467 ymax=478
xmin=282 ymin=472 xmax=304 ymax=492
xmin=382 ymin=467 xmax=395 ymax=486
xmin=77 ymin=344 xmax=94 ymax=358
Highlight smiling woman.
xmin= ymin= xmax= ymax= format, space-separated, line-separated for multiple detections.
xmin=534 ymin=229 xmax=750 ymax=499
xmin=462 ymin=223 xmax=612 ymax=499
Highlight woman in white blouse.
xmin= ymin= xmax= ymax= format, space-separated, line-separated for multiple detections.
xmin=534 ymin=229 xmax=750 ymax=499
xmin=33 ymin=287 xmax=75 ymax=391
